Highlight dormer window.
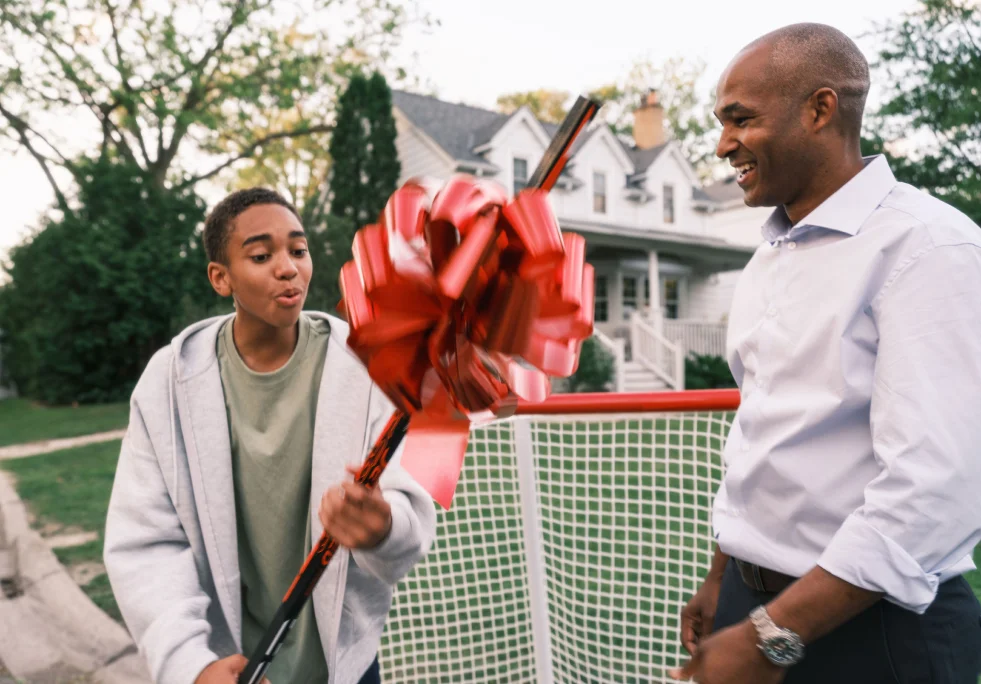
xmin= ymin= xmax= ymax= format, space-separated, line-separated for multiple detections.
xmin=593 ymin=171 xmax=607 ymax=213
xmin=513 ymin=158 xmax=528 ymax=195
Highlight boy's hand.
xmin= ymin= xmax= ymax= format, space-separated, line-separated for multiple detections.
xmin=195 ymin=655 xmax=270 ymax=684
xmin=318 ymin=464 xmax=393 ymax=549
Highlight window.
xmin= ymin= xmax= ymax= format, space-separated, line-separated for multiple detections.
xmin=513 ymin=158 xmax=528 ymax=195
xmin=663 ymin=183 xmax=675 ymax=223
xmin=594 ymin=275 xmax=608 ymax=322
xmin=663 ymin=278 xmax=679 ymax=319
xmin=622 ymin=276 xmax=637 ymax=320
xmin=593 ymin=171 xmax=607 ymax=213
xmin=644 ymin=277 xmax=650 ymax=306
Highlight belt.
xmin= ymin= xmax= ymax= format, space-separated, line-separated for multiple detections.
xmin=734 ymin=558 xmax=797 ymax=594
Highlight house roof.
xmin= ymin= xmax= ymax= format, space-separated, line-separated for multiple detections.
xmin=392 ymin=90 xmax=671 ymax=176
xmin=391 ymin=90 xmax=510 ymax=166
xmin=623 ymin=141 xmax=670 ymax=173
xmin=702 ymin=175 xmax=745 ymax=203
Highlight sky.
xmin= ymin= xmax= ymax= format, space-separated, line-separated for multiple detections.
xmin=0 ymin=0 xmax=919 ymax=259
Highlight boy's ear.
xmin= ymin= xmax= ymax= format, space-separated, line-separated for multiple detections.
xmin=208 ymin=262 xmax=233 ymax=297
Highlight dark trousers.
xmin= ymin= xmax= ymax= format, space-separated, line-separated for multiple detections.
xmin=357 ymin=657 xmax=381 ymax=684
xmin=714 ymin=560 xmax=981 ymax=683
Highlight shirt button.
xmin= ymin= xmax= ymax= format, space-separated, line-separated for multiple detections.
xmin=767 ymin=307 xmax=777 ymax=318
xmin=787 ymin=241 xmax=797 ymax=250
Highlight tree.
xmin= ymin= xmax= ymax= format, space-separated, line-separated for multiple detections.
xmin=0 ymin=157 xmax=220 ymax=404
xmin=496 ymin=89 xmax=570 ymax=124
xmin=864 ymin=0 xmax=981 ymax=225
xmin=588 ymin=57 xmax=719 ymax=177
xmin=328 ymin=72 xmax=401 ymax=227
xmin=294 ymin=72 xmax=400 ymax=314
xmin=0 ymin=0 xmax=419 ymax=205
xmin=303 ymin=213 xmax=357 ymax=314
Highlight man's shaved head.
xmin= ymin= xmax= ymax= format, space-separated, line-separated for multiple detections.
xmin=714 ymin=23 xmax=872 ymax=217
xmin=744 ymin=23 xmax=870 ymax=137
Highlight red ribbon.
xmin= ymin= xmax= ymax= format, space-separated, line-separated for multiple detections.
xmin=339 ymin=175 xmax=594 ymax=508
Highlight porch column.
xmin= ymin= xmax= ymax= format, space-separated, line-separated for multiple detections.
xmin=647 ymin=250 xmax=661 ymax=323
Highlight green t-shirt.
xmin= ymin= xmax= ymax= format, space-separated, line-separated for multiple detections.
xmin=217 ymin=313 xmax=331 ymax=684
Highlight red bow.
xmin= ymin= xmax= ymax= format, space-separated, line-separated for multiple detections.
xmin=339 ymin=175 xmax=594 ymax=508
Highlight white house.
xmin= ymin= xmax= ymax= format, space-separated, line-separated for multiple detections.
xmin=390 ymin=89 xmax=769 ymax=390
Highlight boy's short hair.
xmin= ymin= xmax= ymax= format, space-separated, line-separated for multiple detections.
xmin=203 ymin=187 xmax=302 ymax=264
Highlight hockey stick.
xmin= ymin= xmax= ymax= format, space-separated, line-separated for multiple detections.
xmin=238 ymin=95 xmax=599 ymax=684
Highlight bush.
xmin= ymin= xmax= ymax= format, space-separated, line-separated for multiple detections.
xmin=567 ymin=336 xmax=615 ymax=393
xmin=0 ymin=157 xmax=220 ymax=404
xmin=684 ymin=353 xmax=737 ymax=390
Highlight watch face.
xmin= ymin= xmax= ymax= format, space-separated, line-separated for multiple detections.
xmin=763 ymin=635 xmax=804 ymax=667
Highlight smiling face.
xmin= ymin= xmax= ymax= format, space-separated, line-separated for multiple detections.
xmin=208 ymin=203 xmax=312 ymax=330
xmin=713 ymin=43 xmax=814 ymax=209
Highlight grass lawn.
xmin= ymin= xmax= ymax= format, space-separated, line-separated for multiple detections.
xmin=0 ymin=398 xmax=129 ymax=447
xmin=1 ymin=439 xmax=122 ymax=621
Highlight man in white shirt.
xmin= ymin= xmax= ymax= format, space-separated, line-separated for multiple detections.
xmin=670 ymin=22 xmax=981 ymax=684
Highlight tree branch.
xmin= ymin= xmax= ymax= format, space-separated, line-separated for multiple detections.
xmin=180 ymin=124 xmax=333 ymax=188
xmin=0 ymin=102 xmax=70 ymax=212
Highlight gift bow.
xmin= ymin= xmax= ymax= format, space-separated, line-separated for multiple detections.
xmin=339 ymin=175 xmax=594 ymax=508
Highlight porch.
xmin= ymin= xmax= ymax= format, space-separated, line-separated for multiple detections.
xmin=560 ymin=219 xmax=753 ymax=392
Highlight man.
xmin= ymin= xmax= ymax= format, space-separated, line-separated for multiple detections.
xmin=670 ymin=23 xmax=981 ymax=684
xmin=104 ymin=188 xmax=437 ymax=684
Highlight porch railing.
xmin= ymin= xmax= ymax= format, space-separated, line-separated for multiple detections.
xmin=662 ymin=320 xmax=728 ymax=358
xmin=630 ymin=312 xmax=685 ymax=390
xmin=593 ymin=331 xmax=625 ymax=392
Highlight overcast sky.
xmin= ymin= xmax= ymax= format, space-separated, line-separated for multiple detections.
xmin=0 ymin=0 xmax=919 ymax=258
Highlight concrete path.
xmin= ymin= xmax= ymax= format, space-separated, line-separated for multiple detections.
xmin=0 ymin=430 xmax=126 ymax=462
xmin=0 ymin=471 xmax=150 ymax=683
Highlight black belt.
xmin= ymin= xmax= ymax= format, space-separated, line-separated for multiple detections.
xmin=734 ymin=558 xmax=797 ymax=594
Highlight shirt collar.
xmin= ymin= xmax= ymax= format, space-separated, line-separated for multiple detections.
xmin=761 ymin=155 xmax=898 ymax=243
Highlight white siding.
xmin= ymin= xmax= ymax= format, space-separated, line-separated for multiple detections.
xmin=394 ymin=115 xmax=454 ymax=185
xmin=705 ymin=202 xmax=771 ymax=248
xmin=644 ymin=149 xmax=709 ymax=236
xmin=686 ymin=271 xmax=745 ymax=324
xmin=483 ymin=116 xmax=548 ymax=198
xmin=551 ymin=134 xmax=631 ymax=225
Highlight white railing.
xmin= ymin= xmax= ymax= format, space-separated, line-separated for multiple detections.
xmin=593 ymin=331 xmax=625 ymax=392
xmin=663 ymin=320 xmax=728 ymax=358
xmin=379 ymin=392 xmax=738 ymax=683
xmin=630 ymin=312 xmax=685 ymax=390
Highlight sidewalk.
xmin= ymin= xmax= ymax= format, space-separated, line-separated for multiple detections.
xmin=0 ymin=470 xmax=150 ymax=683
xmin=0 ymin=430 xmax=126 ymax=462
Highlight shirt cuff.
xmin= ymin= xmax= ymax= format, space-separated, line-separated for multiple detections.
xmin=817 ymin=513 xmax=940 ymax=614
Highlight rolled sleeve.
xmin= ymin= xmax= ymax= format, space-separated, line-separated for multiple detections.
xmin=818 ymin=514 xmax=939 ymax=613
xmin=819 ymin=243 xmax=981 ymax=613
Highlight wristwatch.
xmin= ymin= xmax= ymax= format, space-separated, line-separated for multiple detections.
xmin=749 ymin=606 xmax=805 ymax=667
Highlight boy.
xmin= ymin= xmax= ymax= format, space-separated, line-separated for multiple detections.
xmin=104 ymin=188 xmax=437 ymax=684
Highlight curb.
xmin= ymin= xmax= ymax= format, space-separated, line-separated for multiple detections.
xmin=0 ymin=430 xmax=128 ymax=462
xmin=0 ymin=471 xmax=151 ymax=683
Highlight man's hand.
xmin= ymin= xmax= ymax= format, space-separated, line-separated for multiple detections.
xmin=318 ymin=464 xmax=393 ymax=549
xmin=195 ymin=655 xmax=270 ymax=684
xmin=680 ymin=571 xmax=723 ymax=654
xmin=668 ymin=620 xmax=785 ymax=684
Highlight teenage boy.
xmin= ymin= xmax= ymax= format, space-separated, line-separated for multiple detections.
xmin=104 ymin=188 xmax=437 ymax=684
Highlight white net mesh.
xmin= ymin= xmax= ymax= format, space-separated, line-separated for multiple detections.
xmin=379 ymin=410 xmax=734 ymax=683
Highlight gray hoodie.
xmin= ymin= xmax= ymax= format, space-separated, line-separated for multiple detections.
xmin=103 ymin=312 xmax=437 ymax=684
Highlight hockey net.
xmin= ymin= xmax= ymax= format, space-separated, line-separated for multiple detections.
xmin=379 ymin=390 xmax=739 ymax=683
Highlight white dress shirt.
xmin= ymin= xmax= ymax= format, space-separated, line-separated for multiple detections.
xmin=713 ymin=156 xmax=981 ymax=614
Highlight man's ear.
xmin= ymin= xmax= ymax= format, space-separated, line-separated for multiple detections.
xmin=804 ymin=87 xmax=838 ymax=134
xmin=208 ymin=262 xmax=233 ymax=297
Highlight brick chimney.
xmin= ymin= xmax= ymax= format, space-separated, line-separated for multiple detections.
xmin=633 ymin=89 xmax=665 ymax=150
